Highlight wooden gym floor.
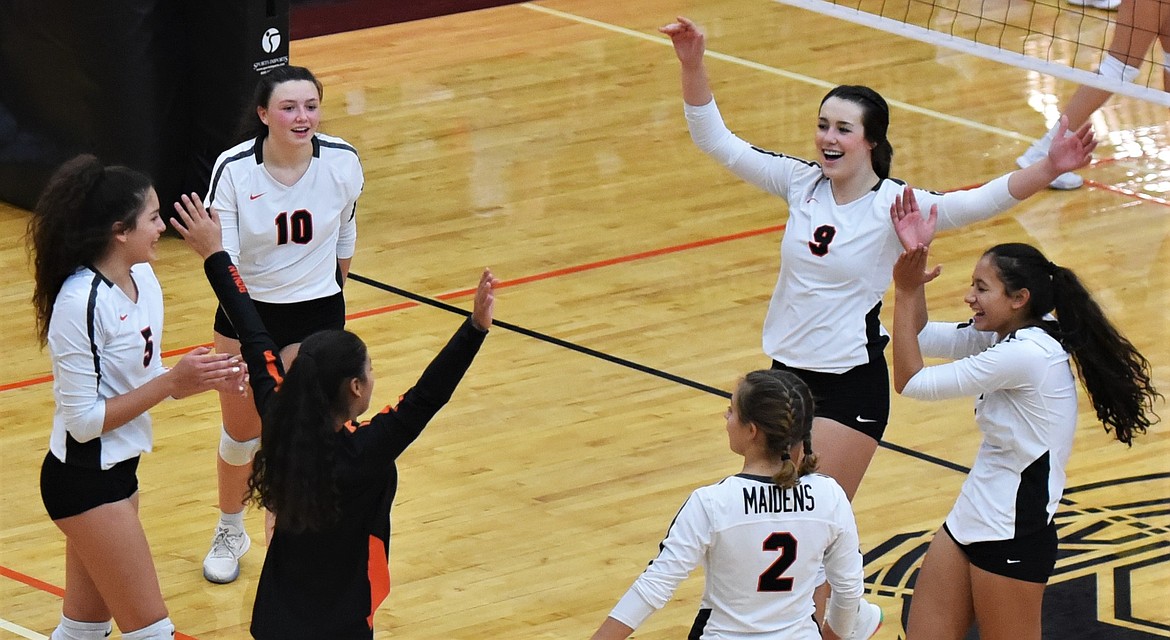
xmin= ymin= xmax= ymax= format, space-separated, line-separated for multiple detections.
xmin=1 ymin=0 xmax=1167 ymax=637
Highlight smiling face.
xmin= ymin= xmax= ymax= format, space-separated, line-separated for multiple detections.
xmin=816 ymin=97 xmax=875 ymax=182
xmin=965 ymin=254 xmax=1031 ymax=338
xmin=119 ymin=188 xmax=165 ymax=264
xmin=258 ymin=79 xmax=321 ymax=148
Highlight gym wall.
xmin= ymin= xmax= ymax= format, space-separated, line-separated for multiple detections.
xmin=0 ymin=0 xmax=289 ymax=214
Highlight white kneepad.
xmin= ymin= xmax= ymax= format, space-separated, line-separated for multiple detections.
xmin=50 ymin=616 xmax=112 ymax=640
xmin=219 ymin=425 xmax=260 ymax=466
xmin=1098 ymin=53 xmax=1141 ymax=83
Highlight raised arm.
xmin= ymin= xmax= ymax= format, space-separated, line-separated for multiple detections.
xmin=890 ymin=185 xmax=937 ymax=252
xmin=172 ymin=194 xmax=285 ymax=413
xmin=891 ymin=246 xmax=941 ymax=393
xmin=660 ymin=17 xmax=713 ymax=107
xmin=1006 ymin=116 xmax=1096 ymax=199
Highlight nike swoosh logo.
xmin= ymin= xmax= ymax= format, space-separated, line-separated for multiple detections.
xmin=1006 ymin=559 xmax=1022 ymax=564
xmin=250 ymin=193 xmax=265 ymax=200
xmin=855 ymin=415 xmax=878 ymax=423
xmin=119 ymin=314 xmax=128 ymax=321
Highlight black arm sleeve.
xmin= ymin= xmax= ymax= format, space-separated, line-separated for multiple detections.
xmin=367 ymin=318 xmax=487 ymax=458
xmin=202 ymin=250 xmax=283 ymax=414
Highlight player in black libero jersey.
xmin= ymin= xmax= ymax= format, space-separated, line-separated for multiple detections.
xmin=172 ymin=193 xmax=494 ymax=639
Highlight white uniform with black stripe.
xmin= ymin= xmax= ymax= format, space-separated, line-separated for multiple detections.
xmin=47 ymin=264 xmax=167 ymax=470
xmin=902 ymin=323 xmax=1077 ymax=543
xmin=207 ymin=133 xmax=362 ymax=303
xmin=685 ymin=98 xmax=1021 ymax=373
xmin=607 ymin=473 xmax=864 ymax=639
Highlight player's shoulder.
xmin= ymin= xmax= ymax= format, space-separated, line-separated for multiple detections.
xmin=56 ymin=266 xmax=105 ymax=301
xmin=131 ymin=262 xmax=162 ymax=291
xmin=875 ymin=177 xmax=948 ymax=199
xmin=802 ymin=473 xmax=851 ymax=502
xmin=315 ymin=133 xmax=360 ymax=159
xmin=51 ymin=268 xmax=111 ymax=329
xmin=999 ymin=325 xmax=1065 ymax=359
xmin=214 ymin=137 xmax=261 ymax=169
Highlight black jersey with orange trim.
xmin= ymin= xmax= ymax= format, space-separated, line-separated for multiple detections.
xmin=202 ymin=251 xmax=486 ymax=639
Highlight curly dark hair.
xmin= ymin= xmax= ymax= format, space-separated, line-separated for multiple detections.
xmin=28 ymin=154 xmax=153 ymax=345
xmin=985 ymin=243 xmax=1161 ymax=445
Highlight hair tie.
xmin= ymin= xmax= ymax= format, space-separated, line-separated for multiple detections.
xmin=780 ymin=449 xmax=791 ymax=462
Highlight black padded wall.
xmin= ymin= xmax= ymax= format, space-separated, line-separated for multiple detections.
xmin=0 ymin=0 xmax=289 ymax=213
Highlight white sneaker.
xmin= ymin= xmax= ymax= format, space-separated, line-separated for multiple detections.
xmin=1016 ymin=145 xmax=1085 ymax=190
xmin=849 ymin=600 xmax=883 ymax=639
xmin=1067 ymin=0 xmax=1121 ymax=9
xmin=202 ymin=524 xmax=251 ymax=584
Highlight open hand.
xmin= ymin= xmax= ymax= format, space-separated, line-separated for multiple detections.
xmin=892 ymin=245 xmax=942 ymax=292
xmin=168 ymin=347 xmax=243 ymax=399
xmin=170 ymin=193 xmax=225 ymax=259
xmin=1046 ymin=116 xmax=1096 ymax=174
xmin=890 ymin=185 xmax=937 ymax=252
xmin=471 ymin=268 xmax=500 ymax=331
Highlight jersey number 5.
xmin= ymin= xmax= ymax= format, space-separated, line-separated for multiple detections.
xmin=275 ymin=209 xmax=314 ymax=245
xmin=140 ymin=327 xmax=154 ymax=368
xmin=757 ymin=532 xmax=797 ymax=592
xmin=807 ymin=225 xmax=836 ymax=256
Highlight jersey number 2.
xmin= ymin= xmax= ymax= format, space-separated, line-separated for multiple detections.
xmin=807 ymin=225 xmax=836 ymax=256
xmin=757 ymin=532 xmax=797 ymax=592
xmin=275 ymin=209 xmax=314 ymax=245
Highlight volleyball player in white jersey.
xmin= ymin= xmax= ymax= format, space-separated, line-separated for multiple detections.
xmin=199 ymin=65 xmax=364 ymax=584
xmin=30 ymin=155 xmax=242 ymax=640
xmin=889 ymin=199 xmax=1159 ymax=639
xmin=592 ymin=370 xmax=871 ymax=640
xmin=659 ymin=15 xmax=1096 ymax=634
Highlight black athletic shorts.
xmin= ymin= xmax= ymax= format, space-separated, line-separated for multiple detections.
xmin=771 ymin=355 xmax=890 ymax=441
xmin=40 ymin=452 xmax=140 ymax=520
xmin=214 ymin=291 xmax=345 ymax=349
xmin=943 ymin=521 xmax=1058 ymax=583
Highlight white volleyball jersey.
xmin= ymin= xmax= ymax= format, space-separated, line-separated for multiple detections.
xmin=47 ymin=264 xmax=167 ymax=470
xmin=903 ymin=323 xmax=1077 ymax=543
xmin=207 ymin=133 xmax=362 ymax=303
xmin=608 ymin=473 xmax=864 ymax=640
xmin=685 ymin=98 xmax=1021 ymax=373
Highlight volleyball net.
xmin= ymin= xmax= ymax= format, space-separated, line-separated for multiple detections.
xmin=774 ymin=0 xmax=1169 ymax=106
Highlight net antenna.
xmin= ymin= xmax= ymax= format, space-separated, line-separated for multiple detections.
xmin=773 ymin=0 xmax=1169 ymax=106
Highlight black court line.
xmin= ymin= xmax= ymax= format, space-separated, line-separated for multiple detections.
xmin=349 ymin=272 xmax=973 ymax=475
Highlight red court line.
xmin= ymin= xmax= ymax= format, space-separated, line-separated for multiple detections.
xmin=0 ymin=224 xmax=786 ymax=393
xmin=0 ymin=567 xmax=198 ymax=639
xmin=0 ymin=565 xmax=64 ymax=598
xmin=1085 ymin=180 xmax=1170 ymax=205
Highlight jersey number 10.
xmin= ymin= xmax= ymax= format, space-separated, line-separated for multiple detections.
xmin=275 ymin=210 xmax=314 ymax=245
